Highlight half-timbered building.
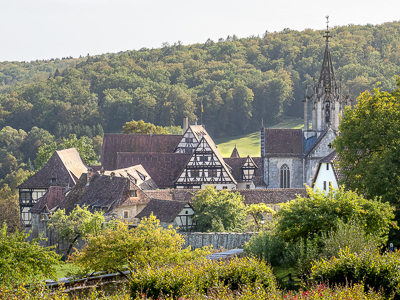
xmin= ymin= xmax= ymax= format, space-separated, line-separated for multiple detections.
xmin=17 ymin=148 xmax=87 ymax=227
xmin=175 ymin=135 xmax=236 ymax=190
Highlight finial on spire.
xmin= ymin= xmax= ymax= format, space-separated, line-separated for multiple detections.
xmin=323 ymin=15 xmax=331 ymax=42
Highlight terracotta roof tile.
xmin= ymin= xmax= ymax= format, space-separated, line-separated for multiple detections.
xmin=18 ymin=148 xmax=87 ymax=189
xmin=116 ymin=152 xmax=191 ymax=188
xmin=30 ymin=186 xmax=65 ymax=214
xmin=230 ymin=147 xmax=240 ymax=158
xmin=264 ymin=129 xmax=303 ymax=156
xmin=58 ymin=173 xmax=130 ymax=214
xmin=135 ymin=199 xmax=192 ymax=223
xmin=101 ymin=134 xmax=182 ymax=170
xmin=224 ymin=157 xmax=264 ymax=187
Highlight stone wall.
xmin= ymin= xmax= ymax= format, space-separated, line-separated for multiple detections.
xmin=181 ymin=232 xmax=256 ymax=250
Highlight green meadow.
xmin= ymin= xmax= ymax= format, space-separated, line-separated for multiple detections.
xmin=215 ymin=118 xmax=304 ymax=157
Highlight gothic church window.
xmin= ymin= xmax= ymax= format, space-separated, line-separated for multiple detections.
xmin=280 ymin=164 xmax=290 ymax=188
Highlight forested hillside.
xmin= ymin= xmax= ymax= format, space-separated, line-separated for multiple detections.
xmin=1 ymin=21 xmax=400 ymax=140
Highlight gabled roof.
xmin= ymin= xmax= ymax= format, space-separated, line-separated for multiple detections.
xmin=58 ymin=173 xmax=130 ymax=214
xmin=230 ymin=146 xmax=240 ymax=158
xmin=311 ymin=151 xmax=345 ymax=187
xmin=18 ymin=148 xmax=88 ymax=189
xmin=116 ymin=152 xmax=191 ymax=188
xmin=101 ymin=134 xmax=182 ymax=170
xmin=242 ymin=155 xmax=258 ymax=169
xmin=188 ymin=125 xmax=208 ymax=141
xmin=264 ymin=129 xmax=303 ymax=156
xmin=135 ymin=199 xmax=192 ymax=223
xmin=30 ymin=186 xmax=65 ymax=214
xmin=303 ymin=127 xmax=337 ymax=157
xmin=224 ymin=156 xmax=264 ymax=186
xmin=103 ymin=164 xmax=158 ymax=190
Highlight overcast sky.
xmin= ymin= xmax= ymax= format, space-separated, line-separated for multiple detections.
xmin=1 ymin=0 xmax=399 ymax=62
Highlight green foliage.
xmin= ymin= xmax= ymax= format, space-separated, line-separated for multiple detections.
xmin=244 ymin=229 xmax=289 ymax=267
xmin=0 ymin=184 xmax=21 ymax=233
xmin=47 ymin=205 xmax=105 ymax=258
xmin=0 ymin=223 xmax=61 ymax=287
xmin=275 ymin=187 xmax=396 ymax=243
xmin=129 ymin=257 xmax=276 ymax=299
xmin=34 ymin=134 xmax=98 ymax=169
xmin=312 ymin=248 xmax=400 ymax=297
xmin=71 ymin=215 xmax=210 ymax=275
xmin=333 ymin=78 xmax=400 ymax=207
xmin=246 ymin=203 xmax=274 ymax=231
xmin=319 ymin=219 xmax=380 ymax=260
xmin=192 ymin=186 xmax=247 ymax=232
xmin=3 ymin=22 xmax=400 ymax=139
xmin=122 ymin=119 xmax=170 ymax=135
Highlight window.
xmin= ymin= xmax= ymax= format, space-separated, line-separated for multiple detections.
xmin=209 ymin=169 xmax=217 ymax=177
xmin=136 ymin=171 xmax=146 ymax=181
xmin=199 ymin=156 xmax=209 ymax=162
xmin=20 ymin=192 xmax=31 ymax=204
xmin=222 ymin=186 xmax=227 ymax=189
xmin=280 ymin=164 xmax=290 ymax=188
xmin=191 ymin=169 xmax=199 ymax=178
xmin=185 ymin=210 xmax=188 ymax=214
xmin=123 ymin=211 xmax=129 ymax=219
xmin=185 ymin=137 xmax=193 ymax=143
xmin=130 ymin=190 xmax=137 ymax=197
xmin=246 ymin=184 xmax=251 ymax=189
xmin=323 ymin=181 xmax=327 ymax=191
xmin=326 ymin=163 xmax=329 ymax=170
xmin=242 ymin=168 xmax=255 ymax=180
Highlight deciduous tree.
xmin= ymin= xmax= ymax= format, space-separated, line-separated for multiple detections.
xmin=192 ymin=186 xmax=247 ymax=232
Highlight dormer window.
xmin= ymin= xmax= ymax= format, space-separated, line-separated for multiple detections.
xmin=136 ymin=171 xmax=146 ymax=181
xmin=130 ymin=190 xmax=137 ymax=197
xmin=51 ymin=173 xmax=57 ymax=184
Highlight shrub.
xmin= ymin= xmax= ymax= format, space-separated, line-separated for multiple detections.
xmin=319 ymin=219 xmax=380 ymax=259
xmin=129 ymin=257 xmax=276 ymax=299
xmin=244 ymin=229 xmax=288 ymax=267
xmin=276 ymin=187 xmax=396 ymax=243
xmin=312 ymin=248 xmax=400 ymax=297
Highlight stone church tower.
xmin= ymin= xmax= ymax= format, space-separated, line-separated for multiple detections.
xmin=303 ymin=19 xmax=351 ymax=138
xmin=261 ymin=17 xmax=352 ymax=189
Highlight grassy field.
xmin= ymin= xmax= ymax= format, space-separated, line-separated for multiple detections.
xmin=215 ymin=118 xmax=303 ymax=157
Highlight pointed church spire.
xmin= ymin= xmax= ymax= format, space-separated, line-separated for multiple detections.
xmin=319 ymin=16 xmax=336 ymax=93
xmin=230 ymin=144 xmax=240 ymax=158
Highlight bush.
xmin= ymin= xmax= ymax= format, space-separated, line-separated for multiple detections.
xmin=312 ymin=248 xmax=400 ymax=297
xmin=319 ymin=219 xmax=380 ymax=259
xmin=129 ymin=257 xmax=276 ymax=299
xmin=244 ymin=229 xmax=288 ymax=267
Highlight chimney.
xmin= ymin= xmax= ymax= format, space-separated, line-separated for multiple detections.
xmin=110 ymin=172 xmax=115 ymax=180
xmin=183 ymin=117 xmax=188 ymax=133
xmin=100 ymin=166 xmax=105 ymax=175
xmin=87 ymin=167 xmax=93 ymax=186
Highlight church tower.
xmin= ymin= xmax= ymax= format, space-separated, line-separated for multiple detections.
xmin=303 ymin=17 xmax=351 ymax=137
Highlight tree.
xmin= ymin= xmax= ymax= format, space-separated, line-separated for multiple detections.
xmin=47 ymin=205 xmax=105 ymax=258
xmin=71 ymin=215 xmax=210 ymax=276
xmin=0 ymin=184 xmax=20 ymax=233
xmin=333 ymin=79 xmax=400 ymax=207
xmin=275 ymin=187 xmax=396 ymax=243
xmin=192 ymin=186 xmax=247 ymax=232
xmin=122 ymin=119 xmax=170 ymax=135
xmin=246 ymin=203 xmax=275 ymax=231
xmin=34 ymin=134 xmax=98 ymax=169
xmin=0 ymin=223 xmax=61 ymax=287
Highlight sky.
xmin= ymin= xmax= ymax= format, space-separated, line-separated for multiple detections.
xmin=1 ymin=0 xmax=399 ymax=62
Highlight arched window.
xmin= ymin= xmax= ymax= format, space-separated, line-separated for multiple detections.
xmin=280 ymin=164 xmax=290 ymax=188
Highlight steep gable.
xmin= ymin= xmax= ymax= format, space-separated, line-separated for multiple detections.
xmin=18 ymin=148 xmax=87 ymax=189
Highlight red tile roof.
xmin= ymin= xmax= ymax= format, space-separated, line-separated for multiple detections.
xmin=18 ymin=148 xmax=88 ymax=189
xmin=101 ymin=134 xmax=182 ymax=170
xmin=116 ymin=152 xmax=191 ymax=188
xmin=30 ymin=186 xmax=65 ymax=214
xmin=264 ymin=129 xmax=303 ymax=156
xmin=135 ymin=199 xmax=192 ymax=223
